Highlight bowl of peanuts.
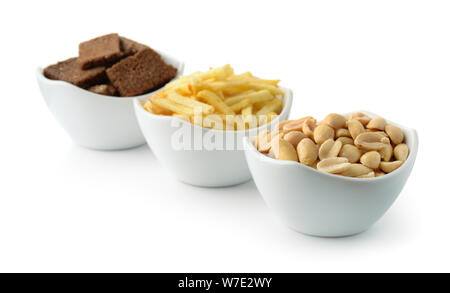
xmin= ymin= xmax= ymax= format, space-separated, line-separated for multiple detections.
xmin=243 ymin=111 xmax=418 ymax=237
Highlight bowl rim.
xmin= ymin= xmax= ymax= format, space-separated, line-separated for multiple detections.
xmin=133 ymin=86 xmax=294 ymax=135
xmin=243 ymin=110 xmax=419 ymax=182
xmin=36 ymin=49 xmax=185 ymax=101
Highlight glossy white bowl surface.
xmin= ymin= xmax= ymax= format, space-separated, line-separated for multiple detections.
xmin=243 ymin=111 xmax=418 ymax=237
xmin=134 ymin=87 xmax=293 ymax=187
xmin=36 ymin=52 xmax=184 ymax=150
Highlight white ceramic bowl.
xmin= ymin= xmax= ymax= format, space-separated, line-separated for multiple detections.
xmin=36 ymin=52 xmax=184 ymax=150
xmin=134 ymin=87 xmax=293 ymax=187
xmin=243 ymin=111 xmax=418 ymax=237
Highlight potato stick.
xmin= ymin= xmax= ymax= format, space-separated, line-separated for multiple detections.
xmin=230 ymin=99 xmax=251 ymax=113
xmin=225 ymin=90 xmax=271 ymax=106
xmin=267 ymin=112 xmax=278 ymax=122
xmin=224 ymin=90 xmax=256 ymax=104
xmin=256 ymin=98 xmax=282 ymax=116
xmin=203 ymin=115 xmax=224 ymax=130
xmin=197 ymin=90 xmax=235 ymax=115
xmin=198 ymin=80 xmax=249 ymax=92
xmin=249 ymin=83 xmax=283 ymax=95
xmin=166 ymin=91 xmax=214 ymax=114
xmin=231 ymin=72 xmax=254 ymax=79
xmin=152 ymin=98 xmax=195 ymax=116
xmin=174 ymin=82 xmax=192 ymax=96
xmin=248 ymin=78 xmax=280 ymax=86
xmin=199 ymin=64 xmax=234 ymax=80
xmin=234 ymin=115 xmax=246 ymax=131
xmin=242 ymin=105 xmax=253 ymax=122
xmin=217 ymin=90 xmax=225 ymax=101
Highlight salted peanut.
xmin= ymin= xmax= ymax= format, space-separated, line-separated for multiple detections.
xmin=313 ymin=124 xmax=334 ymax=145
xmin=380 ymin=161 xmax=403 ymax=173
xmin=283 ymin=116 xmax=314 ymax=132
xmin=257 ymin=130 xmax=272 ymax=153
xmin=394 ymin=143 xmax=409 ymax=161
xmin=379 ymin=143 xmax=393 ymax=162
xmin=385 ymin=124 xmax=404 ymax=145
xmin=357 ymin=171 xmax=375 ymax=178
xmin=283 ymin=131 xmax=307 ymax=148
xmin=317 ymin=157 xmax=351 ymax=174
xmin=336 ymin=128 xmax=351 ymax=138
xmin=275 ymin=120 xmax=289 ymax=131
xmin=348 ymin=112 xmax=371 ymax=125
xmin=271 ymin=138 xmax=298 ymax=162
xmin=340 ymin=163 xmax=373 ymax=177
xmin=347 ymin=119 xmax=365 ymax=140
xmin=360 ymin=151 xmax=381 ymax=169
xmin=283 ymin=120 xmax=303 ymax=132
xmin=339 ymin=144 xmax=361 ymax=163
xmin=310 ymin=160 xmax=318 ymax=169
xmin=302 ymin=118 xmax=316 ymax=139
xmin=354 ymin=132 xmax=390 ymax=151
xmin=323 ymin=113 xmax=347 ymax=129
xmin=375 ymin=170 xmax=385 ymax=177
xmin=337 ymin=137 xmax=354 ymax=145
xmin=367 ymin=117 xmax=387 ymax=131
xmin=366 ymin=130 xmax=388 ymax=137
xmin=319 ymin=139 xmax=342 ymax=160
xmin=297 ymin=138 xmax=318 ymax=166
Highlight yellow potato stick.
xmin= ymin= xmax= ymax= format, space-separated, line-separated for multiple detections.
xmin=217 ymin=90 xmax=225 ymax=101
xmin=152 ymin=98 xmax=195 ymax=116
xmin=203 ymin=115 xmax=224 ymax=130
xmin=249 ymin=83 xmax=283 ymax=95
xmin=249 ymin=78 xmax=280 ymax=86
xmin=197 ymin=90 xmax=235 ymax=115
xmin=174 ymin=82 xmax=192 ymax=96
xmin=256 ymin=98 xmax=283 ymax=116
xmin=267 ymin=112 xmax=278 ymax=122
xmin=225 ymin=90 xmax=272 ymax=106
xmin=199 ymin=64 xmax=234 ymax=80
xmin=230 ymin=99 xmax=251 ymax=113
xmin=166 ymin=92 xmax=214 ymax=114
xmin=234 ymin=115 xmax=247 ymax=131
xmin=242 ymin=105 xmax=253 ymax=121
xmin=224 ymin=90 xmax=256 ymax=105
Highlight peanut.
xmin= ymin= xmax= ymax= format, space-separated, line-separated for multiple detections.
xmin=336 ymin=128 xmax=351 ymax=138
xmin=380 ymin=160 xmax=403 ymax=173
xmin=323 ymin=113 xmax=347 ymax=129
xmin=275 ymin=120 xmax=289 ymax=131
xmin=271 ymin=138 xmax=299 ymax=162
xmin=257 ymin=130 xmax=271 ymax=153
xmin=302 ymin=118 xmax=316 ymax=139
xmin=385 ymin=124 xmax=404 ymax=145
xmin=379 ymin=143 xmax=393 ymax=162
xmin=313 ymin=124 xmax=334 ymax=145
xmin=357 ymin=171 xmax=375 ymax=178
xmin=337 ymin=137 xmax=354 ymax=145
xmin=283 ymin=116 xmax=313 ymax=132
xmin=319 ymin=139 xmax=343 ymax=160
xmin=347 ymin=119 xmax=365 ymax=140
xmin=375 ymin=170 xmax=385 ymax=177
xmin=339 ymin=144 xmax=361 ymax=163
xmin=367 ymin=117 xmax=387 ymax=131
xmin=394 ymin=143 xmax=409 ymax=161
xmin=317 ymin=157 xmax=351 ymax=174
xmin=340 ymin=164 xmax=373 ymax=177
xmin=348 ymin=112 xmax=371 ymax=126
xmin=283 ymin=131 xmax=307 ymax=148
xmin=354 ymin=132 xmax=390 ymax=151
xmin=297 ymin=138 xmax=318 ymax=166
xmin=360 ymin=151 xmax=381 ymax=169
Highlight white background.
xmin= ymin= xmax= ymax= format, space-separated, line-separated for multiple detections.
xmin=0 ymin=0 xmax=448 ymax=273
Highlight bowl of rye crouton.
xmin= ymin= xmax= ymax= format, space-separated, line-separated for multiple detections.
xmin=36 ymin=33 xmax=184 ymax=150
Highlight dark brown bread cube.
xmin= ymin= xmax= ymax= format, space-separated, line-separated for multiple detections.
xmin=43 ymin=57 xmax=107 ymax=88
xmin=88 ymin=84 xmax=118 ymax=96
xmin=78 ymin=33 xmax=121 ymax=69
xmin=120 ymin=36 xmax=148 ymax=57
xmin=106 ymin=48 xmax=177 ymax=97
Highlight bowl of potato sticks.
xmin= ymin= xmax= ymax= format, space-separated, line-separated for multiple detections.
xmin=134 ymin=65 xmax=293 ymax=187
xmin=243 ymin=111 xmax=418 ymax=237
